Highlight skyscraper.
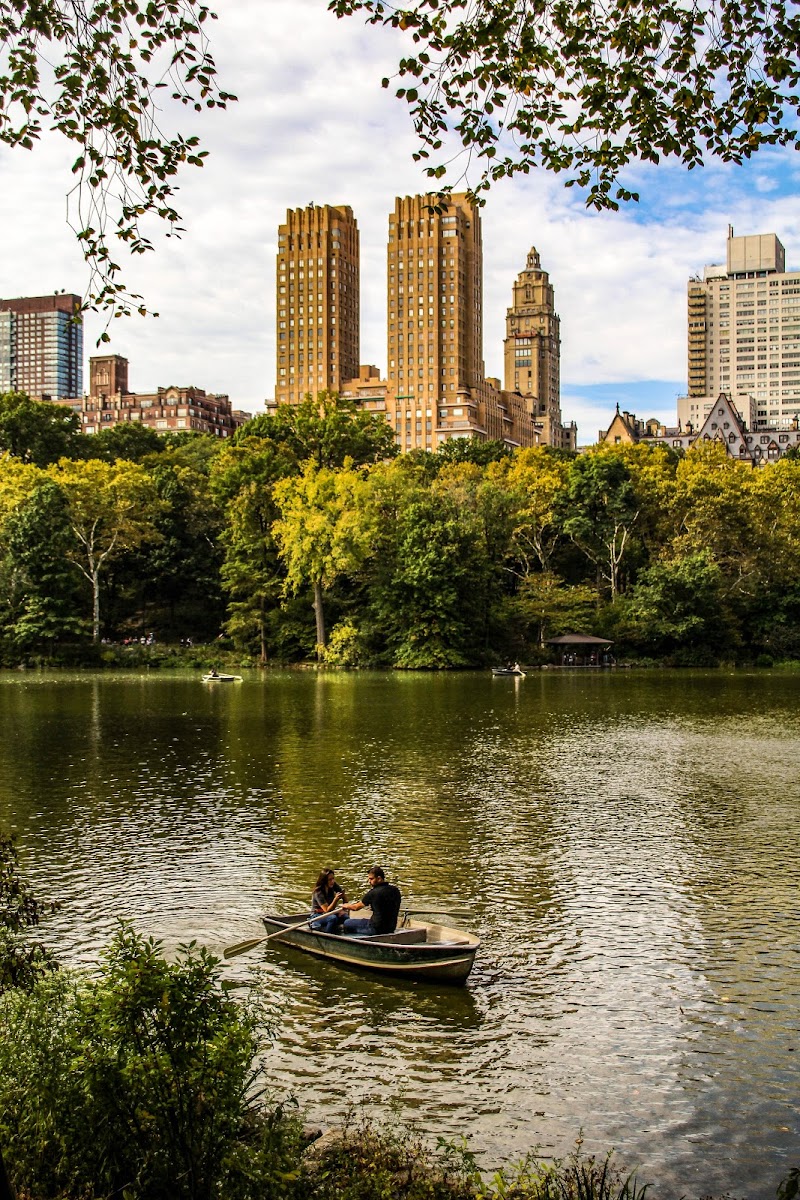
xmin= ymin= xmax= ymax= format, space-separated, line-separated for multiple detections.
xmin=0 ymin=293 xmax=83 ymax=399
xmin=386 ymin=193 xmax=487 ymax=450
xmin=275 ymin=204 xmax=359 ymax=405
xmin=686 ymin=228 xmax=800 ymax=428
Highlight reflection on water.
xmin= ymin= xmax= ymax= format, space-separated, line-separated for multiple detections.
xmin=2 ymin=669 xmax=800 ymax=1198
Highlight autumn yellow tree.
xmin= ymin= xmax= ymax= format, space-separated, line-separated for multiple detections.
xmin=273 ymin=461 xmax=373 ymax=657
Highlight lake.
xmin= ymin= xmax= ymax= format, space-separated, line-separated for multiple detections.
xmin=1 ymin=668 xmax=798 ymax=1198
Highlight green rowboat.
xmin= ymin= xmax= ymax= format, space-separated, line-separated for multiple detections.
xmin=261 ymin=912 xmax=479 ymax=984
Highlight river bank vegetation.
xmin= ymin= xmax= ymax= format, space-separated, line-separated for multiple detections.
xmin=2 ymin=391 xmax=800 ymax=670
xmin=3 ymin=832 xmax=798 ymax=1200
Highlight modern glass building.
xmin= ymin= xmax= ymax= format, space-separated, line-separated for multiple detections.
xmin=0 ymin=294 xmax=83 ymax=399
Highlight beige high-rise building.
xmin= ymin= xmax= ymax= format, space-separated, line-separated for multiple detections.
xmin=503 ymin=248 xmax=561 ymax=427
xmin=386 ymin=193 xmax=488 ymax=449
xmin=687 ymin=228 xmax=800 ymax=429
xmin=276 ymin=204 xmax=359 ymax=405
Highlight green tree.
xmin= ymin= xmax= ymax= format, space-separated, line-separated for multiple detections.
xmin=273 ymin=462 xmax=373 ymax=655
xmin=116 ymin=439 xmax=226 ymax=640
xmin=46 ymin=459 xmax=162 ymax=641
xmin=435 ymin=436 xmax=511 ymax=469
xmin=3 ymin=480 xmax=87 ymax=652
xmin=618 ymin=550 xmax=735 ymax=661
xmin=0 ymin=1 xmax=235 ymax=321
xmin=0 ymin=393 xmax=83 ymax=466
xmin=331 ymin=0 xmax=800 ymax=210
xmin=559 ymin=451 xmax=641 ymax=599
xmin=493 ymin=447 xmax=570 ymax=577
xmin=211 ymin=437 xmax=297 ymax=662
xmin=670 ymin=442 xmax=757 ymax=611
xmin=87 ymin=422 xmax=165 ymax=463
xmin=362 ymin=463 xmax=488 ymax=667
xmin=511 ymin=571 xmax=598 ymax=647
xmin=240 ymin=393 xmax=397 ymax=470
xmin=433 ymin=461 xmax=516 ymax=657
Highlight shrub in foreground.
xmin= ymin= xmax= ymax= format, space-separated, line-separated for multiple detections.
xmin=0 ymin=925 xmax=304 ymax=1200
xmin=300 ymin=1122 xmax=648 ymax=1200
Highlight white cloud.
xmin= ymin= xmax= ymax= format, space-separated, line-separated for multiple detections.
xmin=1 ymin=0 xmax=799 ymax=441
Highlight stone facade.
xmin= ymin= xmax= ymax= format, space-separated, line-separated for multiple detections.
xmin=503 ymin=248 xmax=574 ymax=449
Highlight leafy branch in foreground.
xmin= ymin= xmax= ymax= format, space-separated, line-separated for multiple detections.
xmin=329 ymin=0 xmax=800 ymax=209
xmin=0 ymin=0 xmax=236 ymax=328
xmin=0 ymin=830 xmax=60 ymax=994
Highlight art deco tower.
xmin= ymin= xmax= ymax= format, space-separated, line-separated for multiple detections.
xmin=275 ymin=204 xmax=360 ymax=405
xmin=503 ymin=248 xmax=560 ymax=415
xmin=386 ymin=193 xmax=486 ymax=450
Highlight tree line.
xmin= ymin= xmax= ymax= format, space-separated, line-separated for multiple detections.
xmin=1 ymin=390 xmax=799 ymax=668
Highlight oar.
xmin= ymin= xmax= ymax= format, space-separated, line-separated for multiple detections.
xmin=403 ymin=908 xmax=472 ymax=919
xmin=222 ymin=908 xmax=344 ymax=960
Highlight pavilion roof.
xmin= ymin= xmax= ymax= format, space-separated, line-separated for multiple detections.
xmin=545 ymin=634 xmax=614 ymax=645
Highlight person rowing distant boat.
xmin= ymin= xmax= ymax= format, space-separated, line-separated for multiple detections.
xmin=309 ymin=867 xmax=347 ymax=933
xmin=340 ymin=866 xmax=401 ymax=936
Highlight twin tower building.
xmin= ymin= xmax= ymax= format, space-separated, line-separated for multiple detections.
xmin=274 ymin=196 xmax=576 ymax=452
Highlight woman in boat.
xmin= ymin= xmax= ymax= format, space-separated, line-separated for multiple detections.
xmin=310 ymin=868 xmax=347 ymax=933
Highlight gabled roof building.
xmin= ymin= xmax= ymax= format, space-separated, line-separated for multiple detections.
xmin=599 ymin=393 xmax=799 ymax=464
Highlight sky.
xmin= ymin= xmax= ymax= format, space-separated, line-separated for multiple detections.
xmin=2 ymin=1 xmax=800 ymax=444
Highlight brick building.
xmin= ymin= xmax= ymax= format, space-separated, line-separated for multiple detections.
xmin=53 ymin=355 xmax=249 ymax=437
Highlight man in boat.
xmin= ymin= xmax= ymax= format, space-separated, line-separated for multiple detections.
xmin=340 ymin=866 xmax=401 ymax=937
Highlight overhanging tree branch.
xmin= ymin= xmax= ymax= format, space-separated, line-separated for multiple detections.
xmin=0 ymin=1 xmax=235 ymax=329
xmin=330 ymin=0 xmax=800 ymax=208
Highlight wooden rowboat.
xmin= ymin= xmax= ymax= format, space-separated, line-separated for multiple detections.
xmin=261 ymin=911 xmax=479 ymax=985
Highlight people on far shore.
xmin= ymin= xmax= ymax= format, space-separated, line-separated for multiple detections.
xmin=340 ymin=866 xmax=401 ymax=936
xmin=310 ymin=867 xmax=347 ymax=933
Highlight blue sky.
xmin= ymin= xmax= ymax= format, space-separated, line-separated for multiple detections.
xmin=1 ymin=0 xmax=799 ymax=443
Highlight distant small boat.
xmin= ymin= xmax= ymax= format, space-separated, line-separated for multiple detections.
xmin=202 ymin=672 xmax=242 ymax=683
xmin=492 ymin=667 xmax=525 ymax=677
xmin=261 ymin=911 xmax=479 ymax=984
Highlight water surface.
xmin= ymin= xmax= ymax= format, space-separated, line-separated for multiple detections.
xmin=2 ymin=669 xmax=798 ymax=1198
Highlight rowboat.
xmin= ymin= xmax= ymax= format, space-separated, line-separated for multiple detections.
xmin=492 ymin=667 xmax=525 ymax=677
xmin=261 ymin=911 xmax=479 ymax=984
xmin=202 ymin=672 xmax=242 ymax=682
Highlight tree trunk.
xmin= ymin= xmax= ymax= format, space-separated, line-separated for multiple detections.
xmin=312 ymin=579 xmax=326 ymax=657
xmin=92 ymin=567 xmax=101 ymax=643
xmin=0 ymin=1146 xmax=17 ymax=1200
xmin=259 ymin=598 xmax=267 ymax=666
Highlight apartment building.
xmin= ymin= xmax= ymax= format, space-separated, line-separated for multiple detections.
xmin=687 ymin=229 xmax=800 ymax=428
xmin=385 ymin=192 xmax=487 ymax=449
xmin=273 ymin=194 xmax=575 ymax=452
xmin=52 ymin=355 xmax=248 ymax=437
xmin=0 ymin=293 xmax=83 ymax=400
xmin=275 ymin=204 xmax=360 ymax=405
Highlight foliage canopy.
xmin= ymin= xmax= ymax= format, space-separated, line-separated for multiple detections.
xmin=330 ymin=0 xmax=800 ymax=208
xmin=0 ymin=0 xmax=235 ymax=322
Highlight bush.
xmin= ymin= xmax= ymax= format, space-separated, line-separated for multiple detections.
xmin=302 ymin=1126 xmax=649 ymax=1200
xmin=302 ymin=1121 xmax=475 ymax=1200
xmin=0 ymin=925 xmax=304 ymax=1200
xmin=0 ymin=831 xmax=60 ymax=994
